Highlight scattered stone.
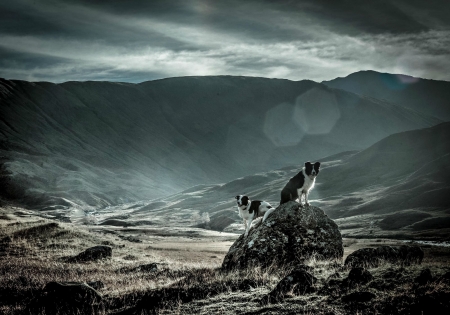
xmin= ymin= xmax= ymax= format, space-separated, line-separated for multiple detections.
xmin=415 ymin=268 xmax=433 ymax=286
xmin=123 ymin=254 xmax=138 ymax=260
xmin=344 ymin=245 xmax=423 ymax=268
xmin=342 ymin=291 xmax=376 ymax=303
xmin=436 ymin=271 xmax=450 ymax=284
xmin=238 ymin=279 xmax=259 ymax=291
xmin=260 ymin=267 xmax=316 ymax=304
xmin=27 ymin=281 xmax=103 ymax=314
xmin=382 ymin=267 xmax=405 ymax=280
xmin=222 ymin=202 xmax=343 ymax=270
xmin=117 ymin=262 xmax=159 ymax=273
xmin=68 ymin=245 xmax=112 ymax=262
xmin=135 ymin=263 xmax=158 ymax=272
xmin=345 ymin=267 xmax=373 ymax=286
xmin=398 ymin=245 xmax=424 ymax=265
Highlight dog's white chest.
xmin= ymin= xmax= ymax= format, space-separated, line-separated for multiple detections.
xmin=303 ymin=176 xmax=315 ymax=191
xmin=238 ymin=207 xmax=248 ymax=218
xmin=298 ymin=170 xmax=315 ymax=195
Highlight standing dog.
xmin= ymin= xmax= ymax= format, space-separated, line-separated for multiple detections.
xmin=280 ymin=161 xmax=321 ymax=206
xmin=235 ymin=195 xmax=274 ymax=237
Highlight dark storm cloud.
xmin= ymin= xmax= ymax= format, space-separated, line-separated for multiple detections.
xmin=0 ymin=0 xmax=449 ymax=82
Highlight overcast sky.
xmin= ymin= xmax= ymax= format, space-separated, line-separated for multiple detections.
xmin=1 ymin=0 xmax=449 ymax=83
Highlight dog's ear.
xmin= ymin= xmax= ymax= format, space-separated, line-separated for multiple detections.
xmin=314 ymin=162 xmax=321 ymax=168
xmin=235 ymin=196 xmax=240 ymax=200
xmin=304 ymin=161 xmax=312 ymax=167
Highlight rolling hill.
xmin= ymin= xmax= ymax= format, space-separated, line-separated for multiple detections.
xmin=122 ymin=123 xmax=450 ymax=239
xmin=0 ymin=75 xmax=441 ymax=210
xmin=323 ymin=70 xmax=450 ymax=121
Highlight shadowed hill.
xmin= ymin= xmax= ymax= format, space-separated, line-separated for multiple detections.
xmin=323 ymin=70 xmax=450 ymax=121
xmin=128 ymin=123 xmax=450 ymax=238
xmin=0 ymin=76 xmax=441 ymax=209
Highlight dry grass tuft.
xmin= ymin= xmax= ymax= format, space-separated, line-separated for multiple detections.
xmin=1 ymin=208 xmax=450 ymax=315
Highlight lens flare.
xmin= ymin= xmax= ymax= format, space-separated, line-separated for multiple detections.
xmin=293 ymin=88 xmax=340 ymax=135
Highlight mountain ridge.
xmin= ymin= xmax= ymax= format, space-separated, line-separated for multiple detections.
xmin=0 ymin=75 xmax=443 ymax=209
xmin=323 ymin=70 xmax=450 ymax=120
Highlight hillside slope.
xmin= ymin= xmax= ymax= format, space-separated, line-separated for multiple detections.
xmin=125 ymin=123 xmax=450 ymax=239
xmin=0 ymin=76 xmax=440 ymax=209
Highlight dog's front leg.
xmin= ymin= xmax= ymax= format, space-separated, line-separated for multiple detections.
xmin=299 ymin=192 xmax=305 ymax=207
xmin=305 ymin=191 xmax=310 ymax=206
xmin=244 ymin=213 xmax=254 ymax=237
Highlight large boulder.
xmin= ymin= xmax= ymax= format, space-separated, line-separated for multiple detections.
xmin=222 ymin=202 xmax=343 ymax=270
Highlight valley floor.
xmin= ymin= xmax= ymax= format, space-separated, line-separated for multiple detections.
xmin=1 ymin=205 xmax=450 ymax=314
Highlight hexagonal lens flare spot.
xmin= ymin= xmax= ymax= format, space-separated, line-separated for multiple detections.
xmin=293 ymin=88 xmax=341 ymax=135
xmin=263 ymin=102 xmax=306 ymax=147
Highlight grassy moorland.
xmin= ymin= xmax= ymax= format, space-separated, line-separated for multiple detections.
xmin=1 ymin=205 xmax=449 ymax=315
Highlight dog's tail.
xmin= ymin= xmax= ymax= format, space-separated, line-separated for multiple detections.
xmin=262 ymin=207 xmax=276 ymax=222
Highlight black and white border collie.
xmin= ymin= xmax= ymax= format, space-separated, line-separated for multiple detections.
xmin=235 ymin=195 xmax=274 ymax=237
xmin=280 ymin=161 xmax=321 ymax=206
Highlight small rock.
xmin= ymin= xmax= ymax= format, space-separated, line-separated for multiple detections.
xmin=118 ymin=263 xmax=159 ymax=273
xmin=342 ymin=291 xmax=376 ymax=303
xmin=345 ymin=267 xmax=373 ymax=286
xmin=135 ymin=263 xmax=158 ymax=272
xmin=436 ymin=271 xmax=450 ymax=284
xmin=68 ymin=246 xmax=112 ymax=262
xmin=415 ymin=268 xmax=433 ymax=286
xmin=260 ymin=267 xmax=316 ymax=304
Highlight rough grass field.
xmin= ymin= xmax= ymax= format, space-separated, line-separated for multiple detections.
xmin=1 ymin=206 xmax=450 ymax=314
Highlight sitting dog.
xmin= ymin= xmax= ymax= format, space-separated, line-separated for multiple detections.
xmin=280 ymin=161 xmax=321 ymax=206
xmin=235 ymin=195 xmax=274 ymax=237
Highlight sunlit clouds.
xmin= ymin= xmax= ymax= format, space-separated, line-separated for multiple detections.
xmin=0 ymin=0 xmax=449 ymax=82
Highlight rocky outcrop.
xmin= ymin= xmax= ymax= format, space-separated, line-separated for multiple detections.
xmin=345 ymin=245 xmax=424 ymax=268
xmin=222 ymin=202 xmax=343 ymax=270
